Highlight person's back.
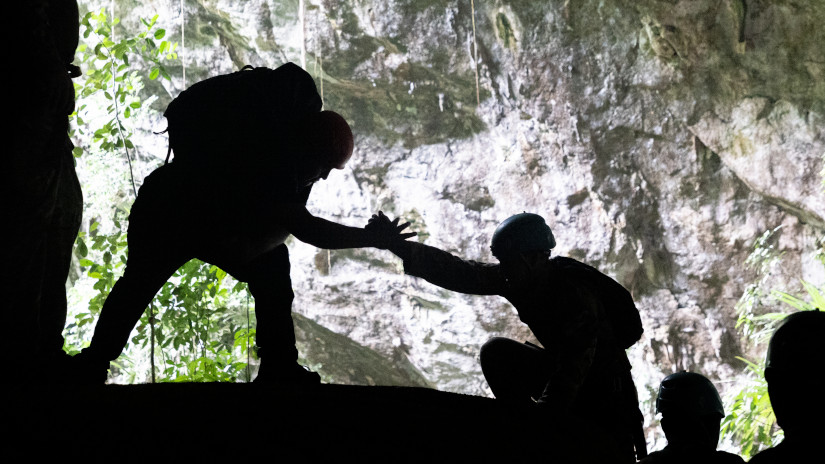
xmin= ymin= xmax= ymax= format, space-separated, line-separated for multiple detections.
xmin=748 ymin=310 xmax=825 ymax=463
xmin=640 ymin=371 xmax=744 ymax=464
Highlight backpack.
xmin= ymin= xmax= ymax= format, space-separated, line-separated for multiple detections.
xmin=162 ymin=62 xmax=322 ymax=170
xmin=554 ymin=257 xmax=644 ymax=349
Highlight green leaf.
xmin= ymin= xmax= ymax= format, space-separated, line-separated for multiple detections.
xmin=154 ymin=29 xmax=166 ymax=39
xmin=149 ymin=67 xmax=160 ymax=80
xmin=77 ymin=238 xmax=88 ymax=257
xmin=72 ymin=147 xmax=84 ymax=158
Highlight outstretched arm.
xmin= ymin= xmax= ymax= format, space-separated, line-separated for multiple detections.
xmin=367 ymin=211 xmax=506 ymax=296
xmin=274 ymin=203 xmax=415 ymax=250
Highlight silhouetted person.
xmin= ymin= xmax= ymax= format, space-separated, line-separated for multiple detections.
xmin=3 ymin=1 xmax=83 ymax=382
xmin=69 ymin=65 xmax=412 ymax=384
xmin=748 ymin=309 xmax=825 ymax=463
xmin=367 ymin=211 xmax=647 ymax=462
xmin=640 ymin=371 xmax=744 ymax=464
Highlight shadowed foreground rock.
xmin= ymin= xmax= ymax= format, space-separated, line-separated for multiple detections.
xmin=6 ymin=383 xmax=602 ymax=462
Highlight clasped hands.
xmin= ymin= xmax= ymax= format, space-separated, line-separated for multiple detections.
xmin=366 ymin=211 xmax=417 ymax=250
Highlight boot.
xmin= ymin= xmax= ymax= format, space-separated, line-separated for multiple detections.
xmin=61 ymin=350 xmax=110 ymax=384
xmin=253 ymin=359 xmax=321 ymax=385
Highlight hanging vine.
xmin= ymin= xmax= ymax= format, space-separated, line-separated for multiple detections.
xmin=471 ymin=0 xmax=480 ymax=107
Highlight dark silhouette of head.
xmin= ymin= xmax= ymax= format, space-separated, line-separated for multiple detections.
xmin=764 ymin=309 xmax=825 ymax=440
xmin=490 ymin=213 xmax=556 ymax=285
xmin=655 ymin=371 xmax=725 ymax=453
xmin=45 ymin=0 xmax=80 ymax=65
xmin=291 ymin=110 xmax=353 ymax=186
xmin=490 ymin=213 xmax=556 ymax=260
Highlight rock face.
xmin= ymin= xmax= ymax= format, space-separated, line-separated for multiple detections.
xmin=87 ymin=0 xmax=824 ymax=430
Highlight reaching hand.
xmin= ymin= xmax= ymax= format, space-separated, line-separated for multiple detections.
xmin=366 ymin=210 xmax=417 ymax=249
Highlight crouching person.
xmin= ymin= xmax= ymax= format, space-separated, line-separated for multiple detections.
xmin=368 ymin=211 xmax=648 ymax=462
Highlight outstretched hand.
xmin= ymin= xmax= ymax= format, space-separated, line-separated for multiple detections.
xmin=366 ymin=211 xmax=417 ymax=249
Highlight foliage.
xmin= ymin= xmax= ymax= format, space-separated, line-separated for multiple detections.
xmin=720 ymin=226 xmax=824 ymax=458
xmin=64 ymin=213 xmax=129 ymax=354
xmin=70 ymin=9 xmax=177 ymax=163
xmin=67 ymin=9 xmax=256 ymax=383
xmin=733 ymin=227 xmax=785 ymax=344
xmin=68 ymin=208 xmax=257 ymax=382
xmin=720 ymin=357 xmax=779 ymax=458
xmin=137 ymin=260 xmax=254 ymax=382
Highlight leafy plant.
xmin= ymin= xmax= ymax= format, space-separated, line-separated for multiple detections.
xmin=67 ymin=9 xmax=255 ymax=383
xmin=71 ymin=9 xmax=177 ymax=151
xmin=721 ymin=227 xmax=824 ymax=458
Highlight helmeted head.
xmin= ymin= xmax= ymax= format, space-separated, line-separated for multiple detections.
xmin=656 ymin=371 xmax=725 ymax=419
xmin=490 ymin=213 xmax=556 ymax=260
xmin=293 ymin=110 xmax=354 ymax=186
xmin=490 ymin=213 xmax=556 ymax=289
xmin=764 ymin=309 xmax=825 ymax=438
xmin=655 ymin=371 xmax=725 ymax=451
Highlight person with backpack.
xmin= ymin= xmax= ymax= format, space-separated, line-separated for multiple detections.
xmin=68 ymin=63 xmax=413 ymax=384
xmin=366 ymin=211 xmax=647 ymax=462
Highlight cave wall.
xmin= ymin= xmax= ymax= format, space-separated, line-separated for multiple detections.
xmin=83 ymin=0 xmax=825 ymax=420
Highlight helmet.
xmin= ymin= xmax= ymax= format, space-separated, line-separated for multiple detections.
xmin=766 ymin=309 xmax=825 ymax=371
xmin=490 ymin=213 xmax=556 ymax=259
xmin=655 ymin=371 xmax=725 ymax=419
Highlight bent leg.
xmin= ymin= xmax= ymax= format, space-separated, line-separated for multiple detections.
xmin=480 ymin=337 xmax=552 ymax=404
xmin=81 ymin=167 xmax=190 ymax=366
xmin=84 ymin=256 xmax=184 ymax=362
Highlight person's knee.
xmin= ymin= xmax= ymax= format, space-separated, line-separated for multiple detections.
xmin=481 ymin=337 xmax=523 ymax=359
xmin=480 ymin=337 xmax=520 ymax=372
xmin=481 ymin=337 xmax=509 ymax=356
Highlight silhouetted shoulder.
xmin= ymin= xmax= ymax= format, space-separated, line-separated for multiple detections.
xmin=748 ymin=442 xmax=809 ymax=464
xmin=640 ymin=448 xmax=744 ymax=464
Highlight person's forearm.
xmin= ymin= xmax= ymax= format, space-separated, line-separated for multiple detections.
xmin=294 ymin=215 xmax=379 ymax=249
xmin=401 ymin=242 xmax=505 ymax=295
xmin=387 ymin=239 xmax=413 ymax=261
